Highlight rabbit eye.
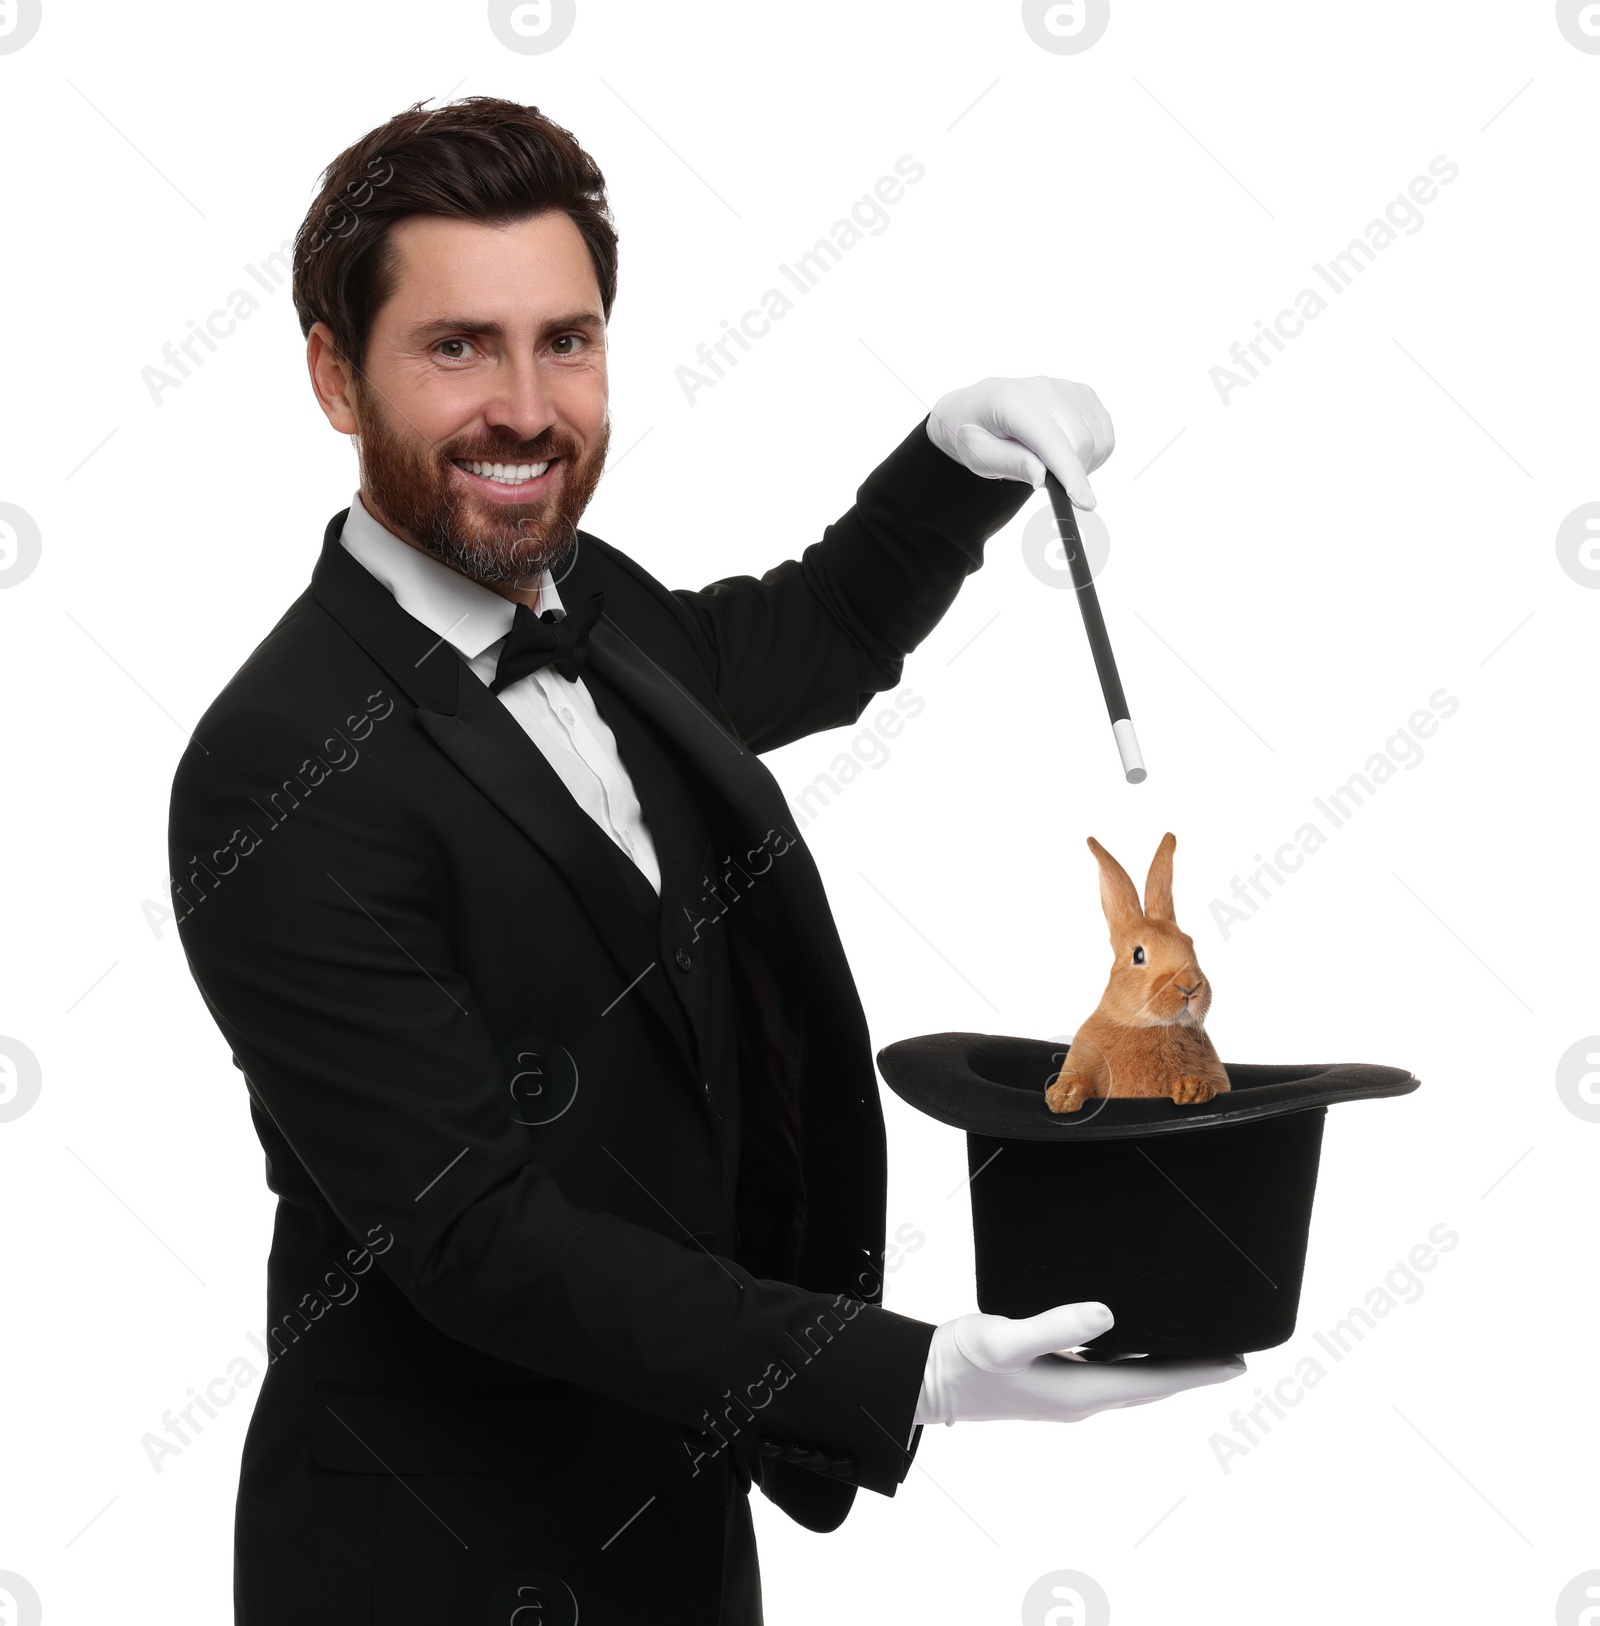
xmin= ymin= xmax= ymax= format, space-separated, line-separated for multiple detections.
xmin=1132 ymin=946 xmax=1146 ymax=966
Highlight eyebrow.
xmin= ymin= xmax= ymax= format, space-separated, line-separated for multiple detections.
xmin=408 ymin=310 xmax=605 ymax=344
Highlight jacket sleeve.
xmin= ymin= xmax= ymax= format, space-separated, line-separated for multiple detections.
xmin=168 ymin=705 xmax=934 ymax=1499
xmin=671 ymin=416 xmax=1036 ymax=752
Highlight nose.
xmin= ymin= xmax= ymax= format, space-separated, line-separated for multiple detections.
xmin=1176 ymin=978 xmax=1202 ymax=999
xmin=485 ymin=355 xmax=561 ymax=445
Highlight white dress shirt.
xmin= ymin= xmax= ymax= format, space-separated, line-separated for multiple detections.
xmin=339 ymin=492 xmax=662 ymax=893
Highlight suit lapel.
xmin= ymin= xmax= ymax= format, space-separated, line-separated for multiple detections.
xmin=412 ymin=681 xmax=703 ymax=1079
xmin=556 ymin=533 xmax=839 ymax=981
xmin=309 ymin=513 xmax=702 ymax=1085
xmin=583 ymin=621 xmax=781 ymax=834
xmin=534 ymin=519 xmax=809 ymax=884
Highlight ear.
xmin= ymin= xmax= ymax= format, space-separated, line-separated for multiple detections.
xmin=1087 ymin=837 xmax=1144 ymax=936
xmin=1144 ymin=832 xmax=1177 ymax=922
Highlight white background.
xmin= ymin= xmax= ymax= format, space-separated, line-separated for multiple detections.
xmin=1 ymin=2 xmax=1594 ymax=1621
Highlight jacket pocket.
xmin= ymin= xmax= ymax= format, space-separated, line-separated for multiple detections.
xmin=310 ymin=1378 xmax=595 ymax=1476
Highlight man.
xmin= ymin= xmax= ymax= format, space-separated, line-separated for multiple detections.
xmin=168 ymin=96 xmax=1241 ymax=1625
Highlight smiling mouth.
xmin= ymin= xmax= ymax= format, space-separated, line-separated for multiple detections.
xmin=450 ymin=457 xmax=557 ymax=489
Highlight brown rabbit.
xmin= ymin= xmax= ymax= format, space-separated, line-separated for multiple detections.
xmin=1044 ymin=832 xmax=1231 ymax=1113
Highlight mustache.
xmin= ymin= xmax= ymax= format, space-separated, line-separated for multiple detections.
xmin=441 ymin=432 xmax=576 ymax=464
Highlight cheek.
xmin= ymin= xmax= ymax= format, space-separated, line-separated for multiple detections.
xmin=555 ymin=372 xmax=608 ymax=433
xmin=390 ymin=366 xmax=489 ymax=441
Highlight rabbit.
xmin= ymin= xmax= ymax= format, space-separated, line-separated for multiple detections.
xmin=1044 ymin=832 xmax=1231 ymax=1113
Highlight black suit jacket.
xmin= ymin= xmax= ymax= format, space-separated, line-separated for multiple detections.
xmin=167 ymin=417 xmax=1033 ymax=1621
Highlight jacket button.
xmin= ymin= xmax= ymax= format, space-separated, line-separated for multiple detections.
xmin=675 ymin=947 xmax=692 ymax=971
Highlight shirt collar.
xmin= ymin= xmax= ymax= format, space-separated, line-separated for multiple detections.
xmin=338 ymin=490 xmax=564 ymax=663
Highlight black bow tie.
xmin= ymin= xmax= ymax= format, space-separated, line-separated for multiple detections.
xmin=490 ymin=589 xmax=606 ymax=692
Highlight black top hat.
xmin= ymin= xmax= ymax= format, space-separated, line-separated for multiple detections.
xmin=876 ymin=1034 xmax=1419 ymax=1357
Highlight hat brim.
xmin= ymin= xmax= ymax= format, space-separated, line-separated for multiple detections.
xmin=876 ymin=1033 xmax=1419 ymax=1143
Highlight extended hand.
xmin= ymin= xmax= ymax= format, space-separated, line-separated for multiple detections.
xmin=913 ymin=1301 xmax=1245 ymax=1427
xmin=925 ymin=375 xmax=1115 ymax=509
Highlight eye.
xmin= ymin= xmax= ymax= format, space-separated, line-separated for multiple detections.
xmin=1132 ymin=946 xmax=1146 ymax=966
xmin=436 ymin=338 xmax=478 ymax=361
xmin=551 ymin=333 xmax=586 ymax=355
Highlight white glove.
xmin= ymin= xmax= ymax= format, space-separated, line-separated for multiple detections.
xmin=913 ymin=1301 xmax=1245 ymax=1427
xmin=925 ymin=375 xmax=1115 ymax=509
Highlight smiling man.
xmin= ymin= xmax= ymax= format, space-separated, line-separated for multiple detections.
xmin=168 ymin=96 xmax=1240 ymax=1626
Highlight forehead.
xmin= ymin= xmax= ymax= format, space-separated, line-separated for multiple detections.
xmin=379 ymin=211 xmax=602 ymax=322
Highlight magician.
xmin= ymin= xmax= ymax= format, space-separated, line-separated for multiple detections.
xmin=166 ymin=95 xmax=1242 ymax=1626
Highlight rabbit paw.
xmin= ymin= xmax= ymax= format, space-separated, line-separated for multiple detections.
xmin=1170 ymin=1075 xmax=1220 ymax=1106
xmin=1045 ymin=1071 xmax=1092 ymax=1113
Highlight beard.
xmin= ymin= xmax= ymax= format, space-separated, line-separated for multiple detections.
xmin=350 ymin=380 xmax=610 ymax=587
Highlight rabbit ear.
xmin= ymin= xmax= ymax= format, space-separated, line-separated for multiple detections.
xmin=1087 ymin=837 xmax=1144 ymax=934
xmin=1144 ymin=832 xmax=1177 ymax=921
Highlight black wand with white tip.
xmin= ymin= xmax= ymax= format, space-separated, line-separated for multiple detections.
xmin=1044 ymin=471 xmax=1146 ymax=784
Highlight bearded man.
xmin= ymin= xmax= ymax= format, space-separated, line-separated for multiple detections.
xmin=167 ymin=94 xmax=1239 ymax=1626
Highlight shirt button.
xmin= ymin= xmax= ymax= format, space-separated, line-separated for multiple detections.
xmin=675 ymin=947 xmax=692 ymax=972
xmin=560 ymin=707 xmax=575 ymax=725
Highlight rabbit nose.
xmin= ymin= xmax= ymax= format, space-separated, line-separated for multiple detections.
xmin=1176 ymin=981 xmax=1200 ymax=998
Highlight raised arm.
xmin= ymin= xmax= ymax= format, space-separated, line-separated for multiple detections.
xmin=671 ymin=379 xmax=1113 ymax=753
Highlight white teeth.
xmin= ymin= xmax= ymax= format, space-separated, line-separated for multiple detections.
xmin=457 ymin=459 xmax=550 ymax=484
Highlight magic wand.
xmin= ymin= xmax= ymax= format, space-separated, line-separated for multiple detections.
xmin=1044 ymin=470 xmax=1145 ymax=784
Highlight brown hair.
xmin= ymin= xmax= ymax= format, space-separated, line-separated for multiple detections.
xmin=291 ymin=96 xmax=617 ymax=377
